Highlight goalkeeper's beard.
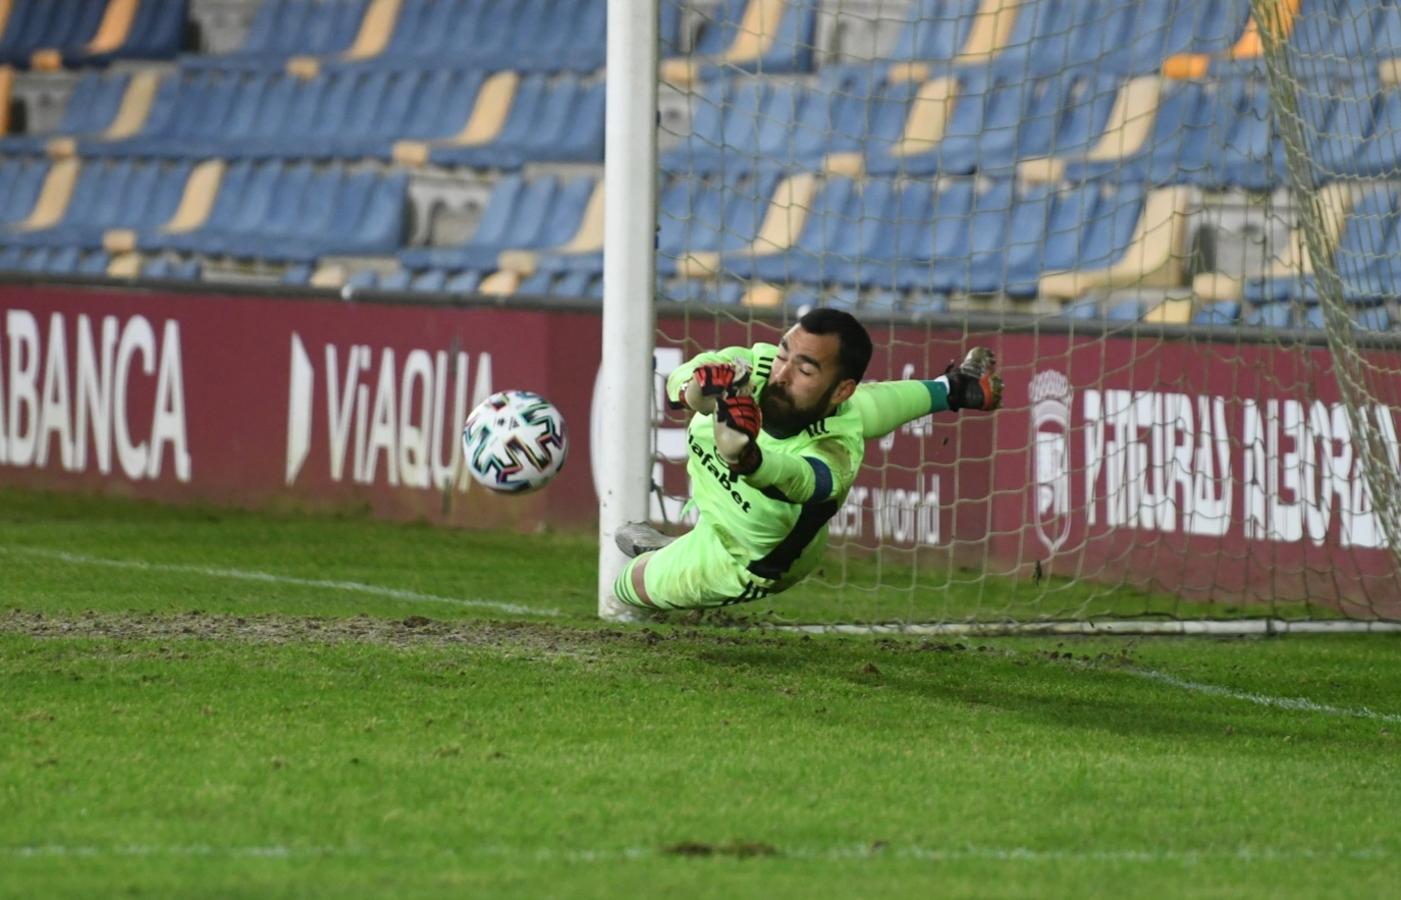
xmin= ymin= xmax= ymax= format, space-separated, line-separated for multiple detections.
xmin=760 ymin=382 xmax=838 ymax=439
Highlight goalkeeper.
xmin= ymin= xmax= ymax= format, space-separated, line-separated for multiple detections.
xmin=613 ymin=308 xmax=1003 ymax=612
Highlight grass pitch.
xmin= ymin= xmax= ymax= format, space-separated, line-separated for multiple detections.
xmin=2 ymin=489 xmax=1400 ymax=898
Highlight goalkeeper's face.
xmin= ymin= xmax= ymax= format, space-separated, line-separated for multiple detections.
xmin=762 ymin=326 xmax=857 ymax=436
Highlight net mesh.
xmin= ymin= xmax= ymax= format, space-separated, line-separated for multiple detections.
xmin=648 ymin=0 xmax=1401 ymax=625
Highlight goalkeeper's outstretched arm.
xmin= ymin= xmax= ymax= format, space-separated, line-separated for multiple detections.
xmin=852 ymin=347 xmax=1004 ymax=440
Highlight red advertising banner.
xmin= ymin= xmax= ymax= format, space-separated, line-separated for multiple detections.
xmin=2 ymin=282 xmax=1398 ymax=613
xmin=0 ymin=284 xmax=602 ymax=529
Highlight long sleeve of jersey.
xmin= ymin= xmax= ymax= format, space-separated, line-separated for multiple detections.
xmin=743 ymin=379 xmax=950 ymax=505
xmin=849 ymin=378 xmax=952 ymax=440
xmin=743 ymin=436 xmax=855 ymax=507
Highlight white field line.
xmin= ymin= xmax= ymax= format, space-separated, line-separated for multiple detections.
xmin=771 ymin=619 xmax=1401 ymax=636
xmin=0 ymin=545 xmax=562 ymax=618
xmin=0 ymin=843 xmax=1389 ymax=864
xmin=1122 ymin=665 xmax=1401 ymax=725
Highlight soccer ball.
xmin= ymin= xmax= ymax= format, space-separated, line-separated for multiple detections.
xmin=461 ymin=390 xmax=569 ymax=494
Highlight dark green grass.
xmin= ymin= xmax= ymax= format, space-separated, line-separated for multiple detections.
xmin=2 ymin=488 xmax=1400 ymax=897
xmin=0 ymin=489 xmax=1313 ymax=623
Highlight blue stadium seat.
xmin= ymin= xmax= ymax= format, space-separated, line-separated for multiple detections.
xmin=772 ymin=178 xmax=1149 ymax=298
xmin=999 ymin=181 xmax=1150 ymax=297
xmin=662 ymin=78 xmax=780 ymax=175
xmin=1193 ymin=301 xmax=1241 ymax=325
xmin=1 ymin=69 xmax=133 ymax=152
xmin=1066 ymin=79 xmax=1275 ymax=189
xmin=222 ymin=0 xmax=369 ymax=60
xmin=981 ymin=0 xmax=1089 ymax=76
xmin=61 ymin=0 xmax=188 ymax=67
xmin=681 ymin=0 xmax=816 ymax=77
xmin=655 ymin=172 xmax=779 ymax=277
xmin=428 ymin=74 xmax=605 ymax=168
xmin=515 ymin=0 xmax=607 ymax=72
xmin=725 ymin=176 xmax=857 ymax=283
xmin=1213 ymin=0 xmax=1390 ymax=79
xmin=1030 ymin=0 xmax=1252 ymax=77
xmin=1247 ymin=302 xmax=1295 ymax=328
xmin=45 ymin=247 xmax=81 ymax=273
xmin=1299 ymin=303 xmax=1393 ymax=331
xmin=344 ymin=268 xmax=381 ymax=291
xmin=76 ymin=250 xmax=110 ymax=275
xmin=865 ymin=69 xmax=1119 ymax=176
xmin=1 ymin=158 xmax=191 ymax=249
xmin=1348 ymin=85 xmax=1401 ymax=178
xmin=1244 ymin=185 xmax=1398 ymax=305
xmin=0 ymin=157 xmax=51 ymax=225
xmin=515 ymin=270 xmax=555 ymax=296
xmin=1372 ymin=1 xmax=1401 ymax=58
xmin=0 ymin=0 xmax=106 ymax=66
xmin=444 ymin=269 xmax=483 ymax=293
xmin=1098 ymin=0 xmax=1251 ymax=74
xmin=136 ymin=160 xmax=406 ymax=262
xmin=780 ymin=284 xmax=822 ymax=309
xmin=407 ymin=268 xmax=447 ymax=293
xmin=552 ymin=270 xmax=596 ymax=298
xmin=887 ymin=0 xmax=982 ymax=62
xmin=664 ymin=70 xmax=920 ymax=176
xmin=336 ymin=0 xmax=606 ymax=72
xmin=659 ymin=280 xmax=744 ymax=305
xmin=400 ymin=175 xmax=596 ymax=271
xmin=863 ymin=289 xmax=910 ymax=313
xmin=1106 ymin=297 xmax=1149 ymax=321
xmin=937 ymin=180 xmax=1014 ymax=293
xmin=815 ymin=178 xmax=934 ymax=290
xmin=88 ymin=64 xmax=494 ymax=162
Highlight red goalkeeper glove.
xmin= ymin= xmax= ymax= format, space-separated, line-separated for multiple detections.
xmin=714 ymin=393 xmax=762 ymax=473
xmin=683 ymin=360 xmax=751 ymax=413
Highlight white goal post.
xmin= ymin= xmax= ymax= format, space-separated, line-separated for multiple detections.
xmin=598 ymin=0 xmax=661 ymax=621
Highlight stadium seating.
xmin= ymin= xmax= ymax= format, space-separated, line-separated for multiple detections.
xmin=82 ymin=159 xmax=410 ymax=262
xmin=219 ymin=0 xmax=371 ymax=61
xmin=0 ymin=0 xmax=1397 ymax=334
xmin=0 ymin=0 xmax=187 ymax=68
xmin=4 ymin=64 xmax=604 ymax=169
xmin=399 ymin=173 xmax=596 ymax=271
xmin=215 ymin=0 xmax=612 ymax=72
xmin=662 ymin=0 xmax=817 ymax=83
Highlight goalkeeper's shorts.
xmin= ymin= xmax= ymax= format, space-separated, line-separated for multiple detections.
xmin=613 ymin=519 xmax=814 ymax=611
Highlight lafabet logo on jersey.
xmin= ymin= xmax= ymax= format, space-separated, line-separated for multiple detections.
xmin=1030 ymin=369 xmax=1072 ymax=554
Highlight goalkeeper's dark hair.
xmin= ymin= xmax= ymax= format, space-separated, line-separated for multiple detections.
xmin=798 ymin=308 xmax=872 ymax=383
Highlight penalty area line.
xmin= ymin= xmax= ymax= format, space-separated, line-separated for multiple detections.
xmin=0 ymin=545 xmax=562 ymax=618
xmin=1120 ymin=665 xmax=1401 ymax=725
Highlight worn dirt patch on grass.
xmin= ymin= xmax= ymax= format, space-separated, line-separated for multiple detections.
xmin=0 ymin=609 xmax=793 ymax=658
xmin=3 ymin=609 xmax=629 ymax=656
xmin=0 ymin=610 xmax=1141 ymax=669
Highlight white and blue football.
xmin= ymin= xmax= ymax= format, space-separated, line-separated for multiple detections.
xmin=462 ymin=390 xmax=569 ymax=494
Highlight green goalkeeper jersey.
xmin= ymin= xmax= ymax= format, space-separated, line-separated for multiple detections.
xmin=667 ymin=342 xmax=951 ymax=585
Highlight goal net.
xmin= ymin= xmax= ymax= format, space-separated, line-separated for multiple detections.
xmin=633 ymin=0 xmax=1401 ymax=629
